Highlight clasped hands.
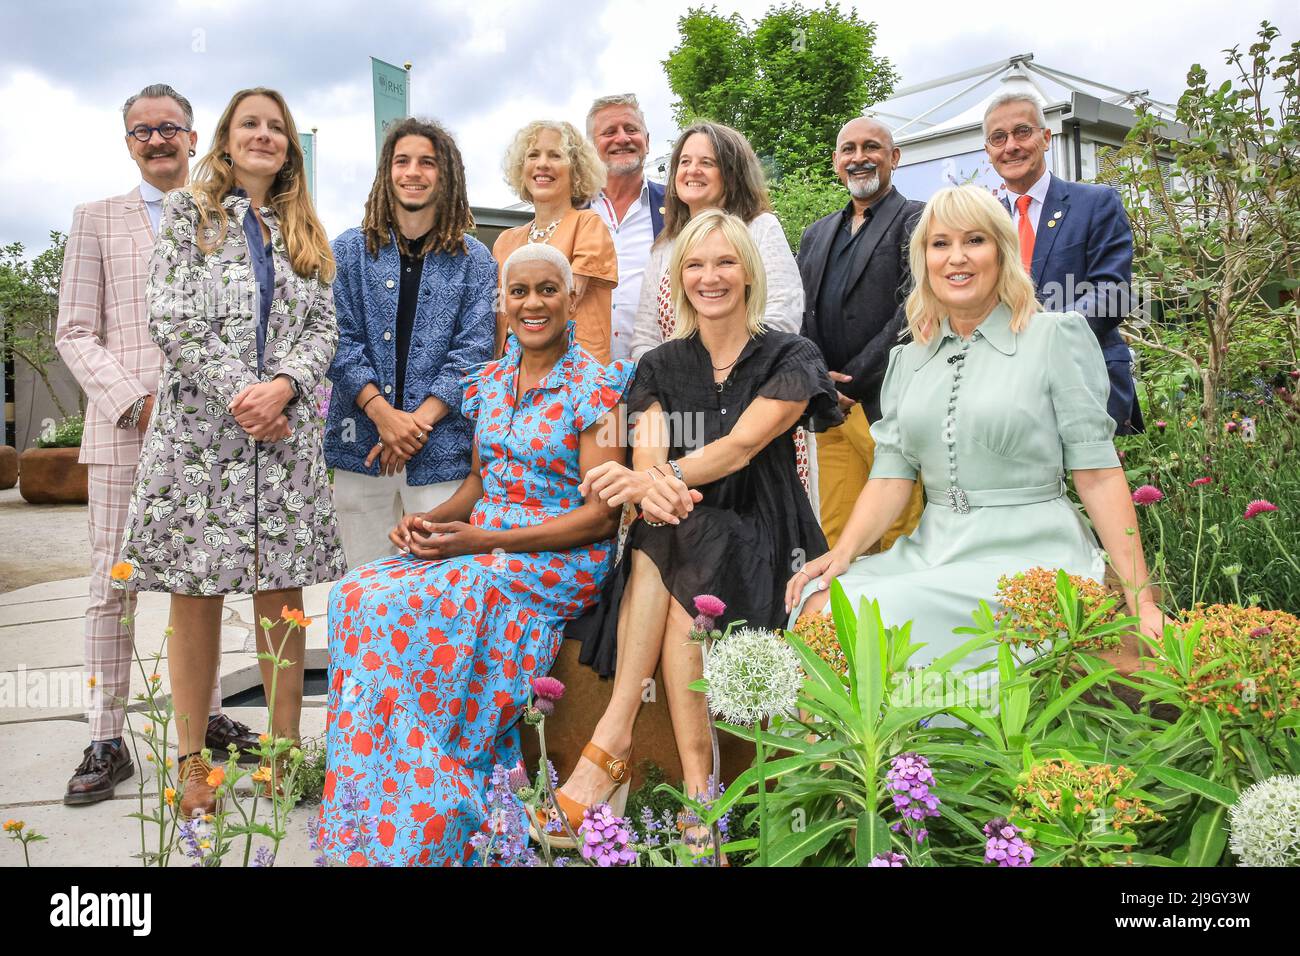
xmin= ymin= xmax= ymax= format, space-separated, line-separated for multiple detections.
xmin=389 ymin=514 xmax=491 ymax=560
xmin=580 ymin=461 xmax=703 ymax=526
xmin=365 ymin=403 xmax=435 ymax=477
xmin=230 ymin=377 xmax=295 ymax=441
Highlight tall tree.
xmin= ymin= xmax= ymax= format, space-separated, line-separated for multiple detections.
xmin=663 ymin=3 xmax=898 ymax=179
xmin=1111 ymin=21 xmax=1300 ymax=427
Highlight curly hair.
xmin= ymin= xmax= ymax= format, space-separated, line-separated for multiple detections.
xmin=362 ymin=117 xmax=474 ymax=258
xmin=502 ymin=120 xmax=606 ymax=207
xmin=188 ymin=87 xmax=335 ymax=281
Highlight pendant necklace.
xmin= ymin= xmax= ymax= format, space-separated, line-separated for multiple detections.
xmin=527 ymin=218 xmax=561 ymax=243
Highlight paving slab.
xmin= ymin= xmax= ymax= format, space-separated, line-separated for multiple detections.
xmin=1 ymin=795 xmax=318 ymax=867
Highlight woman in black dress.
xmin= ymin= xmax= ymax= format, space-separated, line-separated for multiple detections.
xmin=552 ymin=209 xmax=840 ymax=836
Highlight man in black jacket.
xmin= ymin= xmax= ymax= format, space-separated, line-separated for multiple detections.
xmin=798 ymin=116 xmax=924 ymax=550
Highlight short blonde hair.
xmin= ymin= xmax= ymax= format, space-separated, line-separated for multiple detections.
xmin=904 ymin=185 xmax=1040 ymax=344
xmin=502 ymin=120 xmax=606 ymax=207
xmin=669 ymin=209 xmax=767 ymax=340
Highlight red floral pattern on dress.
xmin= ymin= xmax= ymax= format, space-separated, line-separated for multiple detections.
xmin=318 ymin=328 xmax=631 ymax=866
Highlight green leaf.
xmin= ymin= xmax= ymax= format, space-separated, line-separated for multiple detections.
xmin=853 ymin=811 xmax=892 ymax=865
xmin=853 ymin=596 xmax=886 ymax=721
xmin=1026 ymin=667 xmax=1115 ymax=738
xmin=765 ymin=817 xmax=856 ymax=867
xmin=1148 ymin=765 xmax=1238 ymax=806
xmin=1186 ymin=806 xmax=1229 ymax=866
xmin=1236 ymin=731 xmax=1275 ymax=782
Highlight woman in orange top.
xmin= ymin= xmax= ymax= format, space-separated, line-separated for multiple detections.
xmin=494 ymin=120 xmax=617 ymax=362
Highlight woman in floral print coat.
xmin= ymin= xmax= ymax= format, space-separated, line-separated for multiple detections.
xmin=116 ymin=88 xmax=346 ymax=815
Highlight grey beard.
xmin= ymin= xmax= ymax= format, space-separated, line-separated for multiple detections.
xmin=847 ymin=173 xmax=881 ymax=200
xmin=605 ymin=155 xmax=645 ymax=176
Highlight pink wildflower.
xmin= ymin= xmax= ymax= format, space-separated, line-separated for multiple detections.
xmin=694 ymin=595 xmax=726 ymax=618
xmin=1243 ymin=499 xmax=1278 ymax=520
xmin=1132 ymin=485 xmax=1164 ymax=506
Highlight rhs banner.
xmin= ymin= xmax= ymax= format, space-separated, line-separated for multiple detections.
xmin=371 ymin=56 xmax=410 ymax=163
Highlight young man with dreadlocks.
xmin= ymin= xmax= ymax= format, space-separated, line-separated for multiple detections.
xmin=324 ymin=118 xmax=497 ymax=567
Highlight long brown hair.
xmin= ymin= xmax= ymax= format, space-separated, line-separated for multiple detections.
xmin=363 ymin=117 xmax=474 ymax=258
xmin=659 ymin=121 xmax=772 ymax=246
xmin=189 ymin=87 xmax=335 ymax=282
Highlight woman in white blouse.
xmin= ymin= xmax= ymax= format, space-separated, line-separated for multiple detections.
xmin=630 ymin=122 xmax=804 ymax=361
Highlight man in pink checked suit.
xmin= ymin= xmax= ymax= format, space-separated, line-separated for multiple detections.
xmin=55 ymin=83 xmax=259 ymax=805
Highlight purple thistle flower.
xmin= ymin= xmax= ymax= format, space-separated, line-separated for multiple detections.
xmin=692 ymin=613 xmax=715 ymax=634
xmin=507 ymin=762 xmax=530 ymax=794
xmin=579 ymin=803 xmax=638 ymax=867
xmin=533 ymin=698 xmax=555 ymax=717
xmin=983 ymin=817 xmax=1034 ymax=867
xmin=886 ymin=753 xmax=941 ymax=842
xmin=531 ymin=676 xmax=565 ymax=702
xmin=694 ymin=594 xmax=726 ymax=618
xmin=868 ymin=851 xmax=908 ymax=867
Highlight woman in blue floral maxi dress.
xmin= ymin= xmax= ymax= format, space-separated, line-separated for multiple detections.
xmin=318 ymin=247 xmax=631 ymax=866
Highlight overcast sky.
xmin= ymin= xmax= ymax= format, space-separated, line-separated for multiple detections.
xmin=2 ymin=0 xmax=1297 ymax=253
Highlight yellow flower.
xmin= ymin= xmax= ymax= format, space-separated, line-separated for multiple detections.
xmin=109 ymin=561 xmax=134 ymax=581
xmin=142 ymin=724 xmax=153 ymax=735
xmin=164 ymin=787 xmax=176 ymax=806
xmin=86 ymin=675 xmax=97 ymax=689
xmin=251 ymin=766 xmax=271 ymax=784
xmin=145 ymin=753 xmax=155 ymax=762
xmin=206 ymin=767 xmax=225 ymax=788
xmin=2 ymin=820 xmax=23 ymax=833
xmin=164 ymin=757 xmax=173 ymax=769
xmin=199 ymin=839 xmax=211 ymax=850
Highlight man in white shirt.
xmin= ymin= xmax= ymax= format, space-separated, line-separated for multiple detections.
xmin=55 ymin=84 xmax=259 ymax=806
xmin=585 ymin=94 xmax=666 ymax=362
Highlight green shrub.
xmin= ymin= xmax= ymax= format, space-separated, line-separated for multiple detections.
xmin=34 ymin=414 xmax=83 ymax=448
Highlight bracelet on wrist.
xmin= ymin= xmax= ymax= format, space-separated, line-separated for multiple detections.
xmin=666 ymin=459 xmax=684 ymax=482
xmin=116 ymin=395 xmax=148 ymax=430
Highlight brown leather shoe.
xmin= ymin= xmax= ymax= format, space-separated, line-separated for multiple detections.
xmin=179 ymin=753 xmax=219 ymax=817
xmin=205 ymin=714 xmax=262 ymax=765
xmin=64 ymin=741 xmax=134 ymax=806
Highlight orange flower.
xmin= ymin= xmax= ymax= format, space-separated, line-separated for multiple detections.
xmin=110 ymin=561 xmax=134 ymax=581
xmin=206 ymin=766 xmax=225 ymax=788
xmin=251 ymin=766 xmax=272 ymax=784
xmin=2 ymin=820 xmax=23 ymax=833
xmin=281 ymin=606 xmax=312 ymax=628
xmin=164 ymin=787 xmax=176 ymax=807
xmin=86 ymin=675 xmax=97 ymax=689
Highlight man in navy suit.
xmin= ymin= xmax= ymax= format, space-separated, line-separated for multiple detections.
xmin=586 ymin=93 xmax=666 ymax=362
xmin=984 ymin=91 xmax=1143 ymax=433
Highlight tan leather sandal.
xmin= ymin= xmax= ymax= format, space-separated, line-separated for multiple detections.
xmin=530 ymin=741 xmax=631 ymax=849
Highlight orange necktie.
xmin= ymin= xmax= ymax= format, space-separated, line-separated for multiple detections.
xmin=1016 ymin=194 xmax=1035 ymax=273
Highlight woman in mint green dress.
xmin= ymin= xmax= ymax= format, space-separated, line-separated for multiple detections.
xmin=786 ymin=185 xmax=1165 ymax=671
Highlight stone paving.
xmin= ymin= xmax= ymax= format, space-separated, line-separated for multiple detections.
xmin=0 ymin=573 xmax=335 ymax=867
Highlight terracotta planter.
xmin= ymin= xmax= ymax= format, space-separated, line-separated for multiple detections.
xmin=521 ymin=638 xmax=754 ymax=792
xmin=18 ymin=446 xmax=88 ymax=504
xmin=0 ymin=445 xmax=17 ymax=490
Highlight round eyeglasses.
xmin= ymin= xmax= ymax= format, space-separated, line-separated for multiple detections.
xmin=126 ymin=123 xmax=191 ymax=143
xmin=985 ymin=125 xmax=1044 ymax=148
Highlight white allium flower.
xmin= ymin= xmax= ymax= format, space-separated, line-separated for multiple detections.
xmin=703 ymin=627 xmax=802 ymax=726
xmin=1229 ymin=774 xmax=1300 ymax=867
